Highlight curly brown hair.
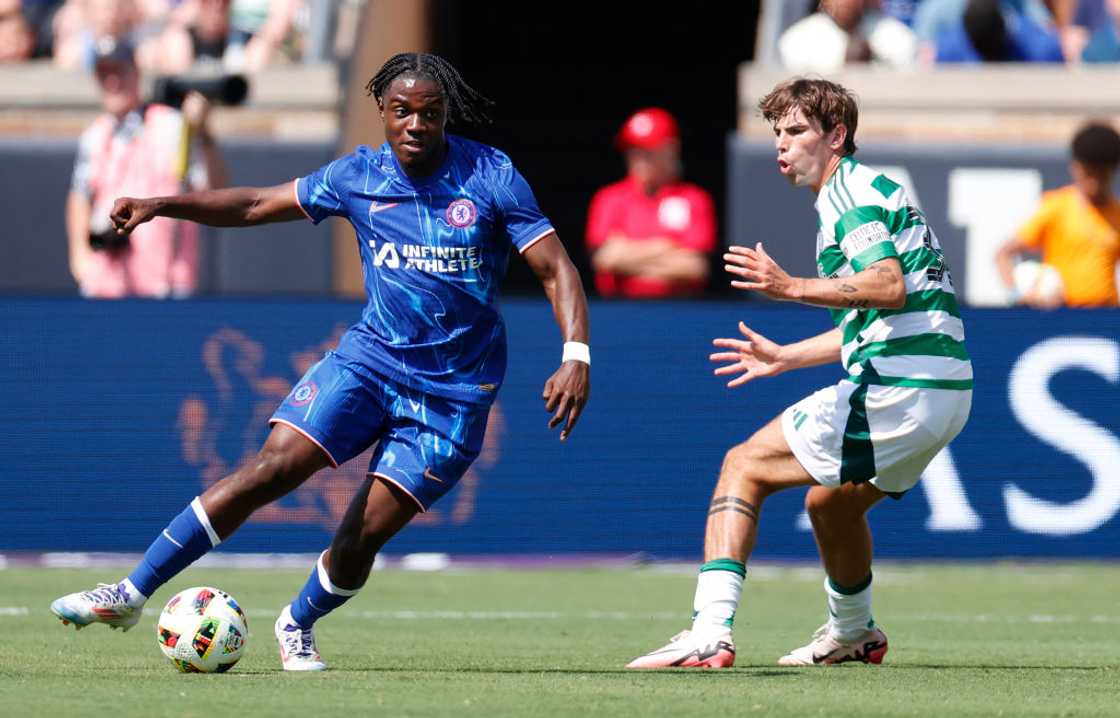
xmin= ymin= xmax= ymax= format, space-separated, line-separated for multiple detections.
xmin=758 ymin=77 xmax=859 ymax=156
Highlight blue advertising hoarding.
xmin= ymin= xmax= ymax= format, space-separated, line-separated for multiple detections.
xmin=1 ymin=298 xmax=1117 ymax=559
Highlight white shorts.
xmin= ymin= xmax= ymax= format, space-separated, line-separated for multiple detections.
xmin=781 ymin=380 xmax=971 ymax=496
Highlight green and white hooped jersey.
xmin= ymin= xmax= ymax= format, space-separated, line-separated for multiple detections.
xmin=815 ymin=157 xmax=972 ymax=391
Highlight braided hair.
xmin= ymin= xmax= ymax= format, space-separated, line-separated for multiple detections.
xmin=366 ymin=53 xmax=494 ymax=127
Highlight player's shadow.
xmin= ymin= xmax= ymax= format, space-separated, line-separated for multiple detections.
xmin=331 ymin=666 xmax=797 ymax=678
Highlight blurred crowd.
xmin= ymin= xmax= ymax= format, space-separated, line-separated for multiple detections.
xmin=0 ymin=0 xmax=307 ymax=71
xmin=589 ymin=107 xmax=1118 ymax=308
xmin=2 ymin=0 xmax=1113 ymax=306
xmin=779 ymin=0 xmax=1120 ymax=70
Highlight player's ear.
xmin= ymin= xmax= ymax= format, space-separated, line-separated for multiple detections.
xmin=831 ymin=124 xmax=848 ymax=153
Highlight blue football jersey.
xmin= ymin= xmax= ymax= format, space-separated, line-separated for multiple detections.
xmin=295 ymin=135 xmax=554 ymax=404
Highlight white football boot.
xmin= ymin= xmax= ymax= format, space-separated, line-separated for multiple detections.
xmin=778 ymin=622 xmax=888 ymax=666
xmin=50 ymin=583 xmax=142 ymax=632
xmin=275 ymin=605 xmax=327 ymax=671
xmin=626 ymin=629 xmax=736 ymax=668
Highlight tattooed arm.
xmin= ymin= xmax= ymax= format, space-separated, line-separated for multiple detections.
xmin=724 ymin=242 xmax=906 ymax=310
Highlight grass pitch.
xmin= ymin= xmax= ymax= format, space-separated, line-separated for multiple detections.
xmin=1 ymin=563 xmax=1118 ymax=717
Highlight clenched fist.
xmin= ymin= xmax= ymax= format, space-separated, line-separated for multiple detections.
xmin=110 ymin=197 xmax=159 ymax=236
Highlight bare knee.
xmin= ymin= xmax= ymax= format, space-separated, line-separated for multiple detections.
xmin=719 ymin=441 xmax=775 ymax=497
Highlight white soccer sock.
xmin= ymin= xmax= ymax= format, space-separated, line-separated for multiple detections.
xmin=825 ymin=574 xmax=874 ymax=642
xmin=118 ymin=577 xmax=148 ymax=608
xmin=690 ymin=560 xmax=745 ymax=637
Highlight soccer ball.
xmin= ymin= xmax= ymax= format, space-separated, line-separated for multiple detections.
xmin=1012 ymin=260 xmax=1064 ymax=305
xmin=157 ymin=587 xmax=248 ymax=673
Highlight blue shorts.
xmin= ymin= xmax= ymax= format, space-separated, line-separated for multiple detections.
xmin=270 ymin=351 xmax=490 ymax=511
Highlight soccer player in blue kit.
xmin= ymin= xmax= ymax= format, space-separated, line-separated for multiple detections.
xmin=50 ymin=53 xmax=591 ymax=671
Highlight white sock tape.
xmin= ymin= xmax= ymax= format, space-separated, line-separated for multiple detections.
xmin=190 ymin=497 xmax=221 ymax=548
xmin=317 ymin=551 xmax=361 ymax=596
xmin=562 ymin=341 xmax=590 ymax=365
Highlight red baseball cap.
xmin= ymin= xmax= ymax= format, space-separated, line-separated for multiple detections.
xmin=616 ymin=108 xmax=679 ymax=150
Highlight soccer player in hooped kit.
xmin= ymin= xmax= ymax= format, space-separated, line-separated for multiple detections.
xmin=51 ymin=53 xmax=591 ymax=671
xmin=628 ymin=78 xmax=971 ymax=668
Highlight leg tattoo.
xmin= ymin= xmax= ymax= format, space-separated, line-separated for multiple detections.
xmin=708 ymin=496 xmax=758 ymax=520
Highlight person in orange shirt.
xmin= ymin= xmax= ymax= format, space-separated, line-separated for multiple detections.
xmin=996 ymin=121 xmax=1120 ymax=308
xmin=585 ymin=108 xmax=716 ymax=298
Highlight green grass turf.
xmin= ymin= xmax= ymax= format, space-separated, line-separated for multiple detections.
xmin=1 ymin=563 xmax=1118 ymax=717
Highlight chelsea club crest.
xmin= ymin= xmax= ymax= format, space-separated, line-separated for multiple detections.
xmin=446 ymin=199 xmax=477 ymax=229
xmin=291 ymin=382 xmax=318 ymax=407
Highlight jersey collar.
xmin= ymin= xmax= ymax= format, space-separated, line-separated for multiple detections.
xmin=816 ymin=155 xmax=856 ymax=211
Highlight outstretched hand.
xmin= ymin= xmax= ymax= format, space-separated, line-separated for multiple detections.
xmin=542 ymin=361 xmax=590 ymax=441
xmin=110 ymin=197 xmax=159 ymax=236
xmin=710 ymin=321 xmax=789 ymax=388
xmin=724 ymin=242 xmax=803 ymax=301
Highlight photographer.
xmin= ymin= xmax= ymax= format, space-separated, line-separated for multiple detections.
xmin=67 ymin=35 xmax=227 ymax=298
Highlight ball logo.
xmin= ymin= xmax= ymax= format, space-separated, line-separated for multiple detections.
xmin=291 ymin=382 xmax=317 ymax=407
xmin=446 ymin=199 xmax=477 ymax=228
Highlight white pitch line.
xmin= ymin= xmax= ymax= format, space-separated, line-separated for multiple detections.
xmin=901 ymin=612 xmax=1120 ymax=625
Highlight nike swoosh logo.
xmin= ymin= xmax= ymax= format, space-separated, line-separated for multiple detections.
xmin=812 ymin=649 xmax=838 ymax=664
xmin=369 ymin=202 xmax=400 ymax=215
xmin=668 ymin=640 xmax=734 ymax=666
xmin=423 ymin=468 xmax=444 ymax=484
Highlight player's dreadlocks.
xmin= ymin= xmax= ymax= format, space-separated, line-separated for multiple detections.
xmin=366 ymin=53 xmax=494 ymax=127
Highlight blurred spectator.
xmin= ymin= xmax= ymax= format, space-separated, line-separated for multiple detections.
xmin=156 ymin=0 xmax=234 ymax=71
xmin=1046 ymin=0 xmax=1094 ymax=60
xmin=779 ymin=0 xmax=918 ymax=72
xmin=0 ymin=0 xmax=36 ymax=62
xmin=584 ymin=108 xmax=715 ymax=299
xmin=881 ymin=0 xmax=921 ymax=26
xmin=935 ymin=0 xmax=1065 ymax=62
xmin=3 ymin=0 xmax=68 ymax=59
xmin=1081 ymin=0 xmax=1120 ymax=61
xmin=67 ymin=36 xmax=227 ymax=298
xmin=996 ymin=121 xmax=1120 ymax=308
xmin=230 ymin=0 xmax=303 ymax=70
xmin=156 ymin=0 xmax=303 ymax=72
xmin=915 ymin=0 xmax=1058 ymax=40
xmin=54 ymin=0 xmax=156 ymax=70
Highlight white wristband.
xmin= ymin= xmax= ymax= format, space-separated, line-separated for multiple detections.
xmin=562 ymin=341 xmax=590 ymax=365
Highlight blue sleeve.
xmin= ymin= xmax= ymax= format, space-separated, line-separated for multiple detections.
xmin=935 ymin=24 xmax=981 ymax=63
xmin=489 ymin=154 xmax=554 ymax=252
xmin=295 ymin=153 xmax=358 ymax=225
xmin=1075 ymin=0 xmax=1108 ymax=28
xmin=1083 ymin=25 xmax=1120 ymax=62
xmin=1012 ymin=17 xmax=1065 ymax=63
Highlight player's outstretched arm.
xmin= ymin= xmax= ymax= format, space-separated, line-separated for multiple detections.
xmin=724 ymin=243 xmax=906 ymax=310
xmin=109 ymin=182 xmax=307 ymax=236
xmin=711 ymin=323 xmax=841 ymax=388
xmin=523 ymin=232 xmax=590 ymax=442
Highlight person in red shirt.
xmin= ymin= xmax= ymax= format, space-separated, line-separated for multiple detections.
xmin=585 ymin=108 xmax=716 ymax=298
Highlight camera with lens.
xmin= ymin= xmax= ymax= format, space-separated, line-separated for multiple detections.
xmin=151 ymin=73 xmax=250 ymax=109
xmin=88 ymin=208 xmax=129 ymax=252
xmin=89 ymin=227 xmax=130 ymax=251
